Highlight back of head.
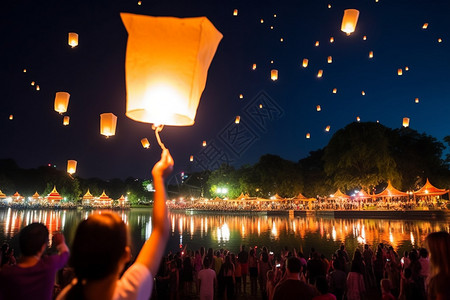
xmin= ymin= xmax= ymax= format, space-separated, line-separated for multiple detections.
xmin=19 ymin=223 xmax=48 ymax=256
xmin=425 ymin=231 xmax=450 ymax=276
xmin=70 ymin=212 xmax=128 ymax=281
xmin=286 ymin=256 xmax=302 ymax=274
xmin=419 ymin=247 xmax=428 ymax=258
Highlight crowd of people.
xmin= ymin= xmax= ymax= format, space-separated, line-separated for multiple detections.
xmin=0 ymin=151 xmax=449 ymax=300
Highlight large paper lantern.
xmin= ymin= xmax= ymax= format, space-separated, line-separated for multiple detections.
xmin=63 ymin=116 xmax=70 ymax=126
xmin=100 ymin=113 xmax=118 ymax=137
xmin=121 ymin=13 xmax=222 ymax=126
xmin=271 ymin=69 xmax=278 ymax=81
xmin=54 ymin=92 xmax=70 ymax=114
xmin=402 ymin=117 xmax=410 ymax=128
xmin=67 ymin=160 xmax=77 ymax=174
xmin=341 ymin=9 xmax=359 ymax=35
xmin=68 ymin=33 xmax=79 ymax=48
xmin=141 ymin=138 xmax=150 ymax=148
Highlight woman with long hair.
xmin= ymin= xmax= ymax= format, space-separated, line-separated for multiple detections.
xmin=57 ymin=149 xmax=173 ymax=300
xmin=425 ymin=231 xmax=450 ymax=300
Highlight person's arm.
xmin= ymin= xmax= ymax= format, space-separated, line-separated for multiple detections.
xmin=53 ymin=233 xmax=69 ymax=254
xmin=136 ymin=149 xmax=173 ymax=276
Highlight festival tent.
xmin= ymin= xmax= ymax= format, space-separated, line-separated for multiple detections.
xmin=329 ymin=189 xmax=351 ymax=200
xmin=30 ymin=191 xmax=41 ymax=202
xmin=97 ymin=191 xmax=112 ymax=205
xmin=117 ymin=195 xmax=127 ymax=207
xmin=374 ymin=181 xmax=408 ymax=198
xmin=46 ymin=187 xmax=62 ymax=202
xmin=353 ymin=189 xmax=374 ymax=199
xmin=12 ymin=192 xmax=24 ymax=203
xmin=0 ymin=190 xmax=6 ymax=199
xmin=82 ymin=189 xmax=95 ymax=205
xmin=413 ymin=179 xmax=448 ymax=197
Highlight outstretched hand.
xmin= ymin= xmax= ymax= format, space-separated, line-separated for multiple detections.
xmin=52 ymin=232 xmax=65 ymax=247
xmin=152 ymin=149 xmax=174 ymax=180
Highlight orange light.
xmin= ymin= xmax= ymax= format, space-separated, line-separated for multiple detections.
xmin=325 ymin=125 xmax=331 ymax=132
xmin=100 ymin=113 xmax=118 ymax=137
xmin=415 ymin=98 xmax=419 ymax=103
xmin=332 ymin=88 xmax=337 ymax=94
xmin=363 ymin=35 xmax=367 ymax=40
xmin=398 ymin=68 xmax=403 ymax=76
xmin=422 ymin=23 xmax=428 ymax=29
xmin=402 ymin=117 xmax=410 ymax=128
xmin=239 ymin=94 xmax=244 ymax=99
xmin=63 ymin=116 xmax=70 ymax=126
xmin=356 ymin=116 xmax=360 ymax=122
xmin=9 ymin=115 xmax=13 ymax=120
xmin=67 ymin=160 xmax=77 ymax=174
xmin=54 ymin=92 xmax=70 ymax=114
xmin=306 ymin=133 xmax=311 ymax=139
xmin=316 ymin=105 xmax=321 ymax=111
xmin=233 ymin=9 xmax=238 ymax=16
xmin=252 ymin=64 xmax=257 ymax=70
xmin=317 ymin=70 xmax=323 ymax=78
xmin=327 ymin=56 xmax=332 ymax=63
xmin=330 ymin=37 xmax=334 ymax=43
xmin=141 ymin=138 xmax=150 ymax=148
xmin=68 ymin=32 xmax=79 ymax=47
xmin=315 ymin=41 xmax=319 ymax=47
xmin=362 ymin=91 xmax=365 ymax=96
xmin=369 ymin=51 xmax=373 ymax=58
xmin=190 ymin=155 xmax=193 ymax=162
xmin=271 ymin=69 xmax=278 ymax=81
xmin=235 ymin=116 xmax=240 ymax=124
xmin=341 ymin=9 xmax=360 ymax=35
xmin=202 ymin=140 xmax=207 ymax=147
xmin=302 ymin=59 xmax=309 ymax=68
xmin=438 ymin=38 xmax=442 ymax=43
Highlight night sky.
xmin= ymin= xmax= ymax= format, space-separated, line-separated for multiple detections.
xmin=1 ymin=0 xmax=449 ymax=181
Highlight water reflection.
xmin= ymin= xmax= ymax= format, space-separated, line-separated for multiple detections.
xmin=1 ymin=208 xmax=449 ymax=259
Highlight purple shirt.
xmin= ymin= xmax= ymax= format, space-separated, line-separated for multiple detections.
xmin=0 ymin=252 xmax=69 ymax=300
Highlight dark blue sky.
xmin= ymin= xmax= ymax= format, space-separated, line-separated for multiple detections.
xmin=1 ymin=0 xmax=449 ymax=180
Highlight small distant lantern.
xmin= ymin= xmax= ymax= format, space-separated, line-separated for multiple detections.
xmin=361 ymin=91 xmax=365 ymax=96
xmin=63 ymin=116 xmax=70 ymax=126
xmin=270 ymin=26 xmax=274 ymax=30
xmin=405 ymin=66 xmax=409 ymax=71
xmin=325 ymin=125 xmax=331 ymax=132
xmin=36 ymin=85 xmax=40 ymax=91
xmin=68 ymin=32 xmax=79 ymax=48
xmin=316 ymin=105 xmax=321 ymax=111
xmin=252 ymin=63 xmax=257 ymax=70
xmin=317 ymin=70 xmax=323 ymax=78
xmin=422 ymin=23 xmax=428 ymax=29
xmin=138 ymin=1 xmax=142 ymax=5
xmin=23 ymin=69 xmax=27 ymax=73
xmin=415 ymin=97 xmax=419 ymax=103
xmin=271 ymin=69 xmax=278 ymax=81
xmin=121 ymin=14 xmax=222 ymax=127
xmin=273 ymin=14 xmax=277 ymax=18
xmin=190 ymin=155 xmax=193 ymax=162
xmin=54 ymin=92 xmax=70 ymax=114
xmin=239 ymin=94 xmax=244 ymax=99
xmin=315 ymin=41 xmax=319 ymax=47
xmin=233 ymin=9 xmax=238 ymax=16
xmin=141 ymin=138 xmax=150 ymax=148
xmin=67 ymin=160 xmax=77 ymax=174
xmin=330 ymin=37 xmax=334 ymax=43
xmin=302 ymin=59 xmax=309 ymax=68
xmin=398 ymin=68 xmax=403 ymax=76
xmin=9 ymin=115 xmax=13 ymax=120
xmin=438 ymin=38 xmax=442 ymax=43
xmin=270 ymin=60 xmax=274 ymax=64
xmin=402 ymin=117 xmax=410 ymax=128
xmin=306 ymin=133 xmax=311 ymax=139
xmin=332 ymin=88 xmax=337 ymax=94
xmin=259 ymin=104 xmax=263 ymax=109
xmin=202 ymin=140 xmax=207 ymax=147
xmin=327 ymin=56 xmax=332 ymax=63
xmin=260 ymin=19 xmax=264 ymax=23
xmin=341 ymin=9 xmax=360 ymax=35
xmin=328 ymin=4 xmax=331 ymax=8
xmin=363 ymin=35 xmax=367 ymax=40
xmin=100 ymin=113 xmax=118 ymax=137
xmin=235 ymin=116 xmax=240 ymax=124
xmin=356 ymin=116 xmax=361 ymax=122
xmin=31 ymin=81 xmax=35 ymax=86
xmin=369 ymin=51 xmax=373 ymax=58
xmin=280 ymin=38 xmax=284 ymax=42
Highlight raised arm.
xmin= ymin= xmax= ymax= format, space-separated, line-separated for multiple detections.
xmin=136 ymin=149 xmax=173 ymax=276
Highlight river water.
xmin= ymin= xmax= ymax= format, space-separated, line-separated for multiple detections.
xmin=1 ymin=208 xmax=449 ymax=259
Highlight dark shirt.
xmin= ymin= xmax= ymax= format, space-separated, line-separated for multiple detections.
xmin=0 ymin=252 xmax=69 ymax=300
xmin=273 ymin=279 xmax=318 ymax=300
xmin=238 ymin=250 xmax=248 ymax=264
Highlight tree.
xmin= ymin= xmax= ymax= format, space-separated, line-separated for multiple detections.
xmin=323 ymin=122 xmax=400 ymax=193
xmin=299 ymin=149 xmax=334 ymax=197
xmin=206 ymin=164 xmax=240 ymax=198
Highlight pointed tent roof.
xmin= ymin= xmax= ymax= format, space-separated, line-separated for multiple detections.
xmin=213 ymin=196 xmax=223 ymax=202
xmin=414 ymin=179 xmax=448 ymax=196
xmin=98 ymin=190 xmax=111 ymax=201
xmin=83 ymin=189 xmax=94 ymax=199
xmin=0 ymin=190 xmax=6 ymax=198
xmin=294 ymin=193 xmax=308 ymax=200
xmin=237 ymin=193 xmax=246 ymax=200
xmin=13 ymin=191 xmax=22 ymax=197
xmin=117 ymin=195 xmax=126 ymax=202
xmin=47 ymin=186 xmax=62 ymax=201
xmin=32 ymin=191 xmax=40 ymax=199
xmin=353 ymin=189 xmax=373 ymax=199
xmin=375 ymin=181 xmax=408 ymax=197
xmin=273 ymin=193 xmax=284 ymax=200
xmin=330 ymin=189 xmax=351 ymax=199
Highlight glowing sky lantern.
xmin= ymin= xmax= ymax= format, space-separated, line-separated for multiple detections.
xmin=332 ymin=88 xmax=337 ymax=94
xmin=68 ymin=32 xmax=79 ymax=48
xmin=63 ymin=116 xmax=70 ymax=126
xmin=280 ymin=38 xmax=284 ymax=42
xmin=259 ymin=104 xmax=263 ymax=109
xmin=239 ymin=94 xmax=244 ymax=99
xmin=315 ymin=41 xmax=319 ymax=47
xmin=190 ymin=155 xmax=193 ymax=162
xmin=202 ymin=140 xmax=206 ymax=147
xmin=438 ymin=38 xmax=442 ymax=43
xmin=422 ymin=23 xmax=428 ymax=29
xmin=252 ymin=63 xmax=256 ymax=70
xmin=100 ymin=113 xmax=118 ymax=137
xmin=356 ymin=116 xmax=361 ymax=122
xmin=271 ymin=69 xmax=278 ymax=81
xmin=121 ymin=14 xmax=222 ymax=128
xmin=362 ymin=91 xmax=366 ymax=96
xmin=141 ymin=138 xmax=150 ymax=148
xmin=36 ymin=85 xmax=40 ymax=91
xmin=302 ymin=59 xmax=309 ymax=68
xmin=363 ymin=35 xmax=367 ymax=40
xmin=260 ymin=19 xmax=264 ymax=23
xmin=330 ymin=37 xmax=334 ymax=43
xmin=67 ymin=160 xmax=77 ymax=174
xmin=54 ymin=92 xmax=70 ymax=114
xmin=369 ymin=51 xmax=373 ymax=58
xmin=9 ymin=115 xmax=13 ymax=120
xmin=325 ymin=125 xmax=331 ymax=132
xmin=235 ymin=116 xmax=240 ymax=124
xmin=138 ymin=1 xmax=142 ymax=5
xmin=317 ymin=70 xmax=323 ymax=78
xmin=327 ymin=56 xmax=332 ymax=63
xmin=415 ymin=97 xmax=419 ymax=103
xmin=233 ymin=9 xmax=238 ymax=16
xmin=328 ymin=4 xmax=331 ymax=8
xmin=341 ymin=9 xmax=360 ymax=35
xmin=405 ymin=66 xmax=409 ymax=71
xmin=23 ymin=69 xmax=26 ymax=73
xmin=306 ymin=133 xmax=311 ymax=139
xmin=31 ymin=81 xmax=35 ymax=86
xmin=402 ymin=117 xmax=410 ymax=127
xmin=316 ymin=105 xmax=321 ymax=111
xmin=398 ymin=68 xmax=403 ymax=76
